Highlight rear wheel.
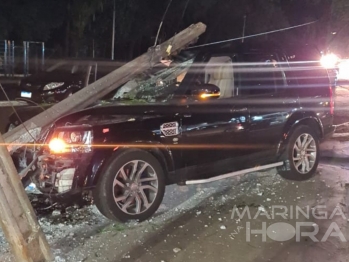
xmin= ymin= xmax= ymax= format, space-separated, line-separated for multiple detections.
xmin=93 ymin=149 xmax=165 ymax=222
xmin=278 ymin=125 xmax=319 ymax=181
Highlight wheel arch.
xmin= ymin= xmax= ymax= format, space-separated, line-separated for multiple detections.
xmin=277 ymin=112 xmax=323 ymax=157
xmin=86 ymin=130 xmax=175 ymax=187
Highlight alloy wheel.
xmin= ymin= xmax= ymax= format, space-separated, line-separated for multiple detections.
xmin=292 ymin=133 xmax=317 ymax=174
xmin=112 ymin=160 xmax=159 ymax=215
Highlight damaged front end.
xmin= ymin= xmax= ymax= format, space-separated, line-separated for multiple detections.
xmin=35 ymin=125 xmax=94 ymax=204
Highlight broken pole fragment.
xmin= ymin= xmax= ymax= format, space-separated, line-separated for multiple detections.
xmin=4 ymin=22 xmax=207 ymax=153
xmin=0 ymin=133 xmax=53 ymax=261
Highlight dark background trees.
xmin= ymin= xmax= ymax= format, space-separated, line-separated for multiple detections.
xmin=0 ymin=0 xmax=347 ymax=60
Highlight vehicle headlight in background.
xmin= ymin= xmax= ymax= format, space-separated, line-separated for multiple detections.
xmin=43 ymin=82 xmax=65 ymax=91
xmin=48 ymin=130 xmax=93 ymax=153
xmin=338 ymin=59 xmax=349 ymax=80
xmin=320 ymin=53 xmax=339 ymax=69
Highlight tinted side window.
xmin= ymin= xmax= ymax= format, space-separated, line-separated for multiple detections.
xmin=237 ymin=54 xmax=285 ymax=96
xmin=286 ymin=49 xmax=330 ymax=97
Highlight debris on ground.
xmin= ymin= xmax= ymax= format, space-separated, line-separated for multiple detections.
xmin=173 ymin=247 xmax=181 ymax=253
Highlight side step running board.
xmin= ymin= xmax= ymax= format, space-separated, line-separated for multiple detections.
xmin=185 ymin=162 xmax=284 ymax=185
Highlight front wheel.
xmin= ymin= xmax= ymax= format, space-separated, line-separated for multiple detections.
xmin=93 ymin=149 xmax=165 ymax=222
xmin=278 ymin=125 xmax=320 ymax=181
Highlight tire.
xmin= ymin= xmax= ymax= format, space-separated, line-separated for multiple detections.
xmin=93 ymin=149 xmax=166 ymax=222
xmin=278 ymin=125 xmax=320 ymax=181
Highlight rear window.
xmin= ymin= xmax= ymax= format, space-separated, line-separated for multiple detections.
xmin=237 ymin=53 xmax=286 ymax=96
xmin=286 ymin=48 xmax=330 ymax=96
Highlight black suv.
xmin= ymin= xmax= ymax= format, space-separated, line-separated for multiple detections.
xmin=32 ymin=43 xmax=334 ymax=222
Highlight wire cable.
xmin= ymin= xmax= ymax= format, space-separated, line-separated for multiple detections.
xmin=188 ymin=20 xmax=318 ymax=49
xmin=166 ymin=0 xmax=192 ymax=57
xmin=177 ymin=0 xmax=191 ymax=31
xmin=154 ymin=0 xmax=173 ymax=47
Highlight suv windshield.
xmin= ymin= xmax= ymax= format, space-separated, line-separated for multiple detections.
xmin=104 ymin=51 xmax=197 ymax=104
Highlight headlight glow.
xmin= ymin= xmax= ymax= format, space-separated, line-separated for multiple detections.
xmin=48 ymin=129 xmax=93 ymax=153
xmin=49 ymin=138 xmax=66 ymax=153
xmin=43 ymin=82 xmax=65 ymax=91
xmin=320 ymin=54 xmax=339 ymax=69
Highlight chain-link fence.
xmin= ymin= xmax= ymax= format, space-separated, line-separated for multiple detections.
xmin=0 ymin=40 xmax=55 ymax=77
xmin=0 ymin=40 xmax=14 ymax=76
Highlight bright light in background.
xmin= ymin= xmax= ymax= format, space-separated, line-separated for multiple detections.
xmin=338 ymin=59 xmax=349 ymax=80
xmin=320 ymin=53 xmax=339 ymax=69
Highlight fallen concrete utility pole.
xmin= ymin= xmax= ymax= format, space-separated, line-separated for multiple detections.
xmin=0 ymin=133 xmax=53 ymax=261
xmin=4 ymin=22 xmax=206 ymax=153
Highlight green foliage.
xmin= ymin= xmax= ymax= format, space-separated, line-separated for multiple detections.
xmin=1 ymin=0 xmax=346 ymax=57
xmin=69 ymin=0 xmax=104 ymax=38
xmin=0 ymin=0 xmax=65 ymax=40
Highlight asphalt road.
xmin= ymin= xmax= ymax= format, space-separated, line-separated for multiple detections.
xmin=54 ymin=157 xmax=349 ymax=262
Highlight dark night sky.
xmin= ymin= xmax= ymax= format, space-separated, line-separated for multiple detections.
xmin=0 ymin=0 xmax=348 ymax=59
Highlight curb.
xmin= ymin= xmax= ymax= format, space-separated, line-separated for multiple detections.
xmin=320 ymin=139 xmax=349 ymax=158
xmin=332 ymin=133 xmax=349 ymax=138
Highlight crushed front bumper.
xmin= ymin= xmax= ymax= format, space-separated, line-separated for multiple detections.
xmin=38 ymin=152 xmax=93 ymax=203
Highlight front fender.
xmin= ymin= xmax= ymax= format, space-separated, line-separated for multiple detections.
xmin=85 ymin=129 xmax=175 ymax=187
xmin=116 ymin=129 xmax=176 ymax=173
xmin=85 ymin=149 xmax=114 ymax=187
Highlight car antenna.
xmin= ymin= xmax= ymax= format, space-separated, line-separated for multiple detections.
xmin=0 ymin=83 xmax=37 ymax=143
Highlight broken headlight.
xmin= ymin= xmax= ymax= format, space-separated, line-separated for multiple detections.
xmin=48 ymin=128 xmax=93 ymax=154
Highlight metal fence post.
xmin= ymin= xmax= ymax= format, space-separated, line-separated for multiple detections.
xmin=26 ymin=41 xmax=30 ymax=75
xmin=4 ymin=40 xmax=8 ymax=76
xmin=41 ymin=42 xmax=45 ymax=70
xmin=23 ymin=41 xmax=27 ymax=76
xmin=11 ymin=41 xmax=15 ymax=76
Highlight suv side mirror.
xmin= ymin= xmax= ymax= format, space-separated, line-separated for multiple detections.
xmin=191 ymin=84 xmax=220 ymax=100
